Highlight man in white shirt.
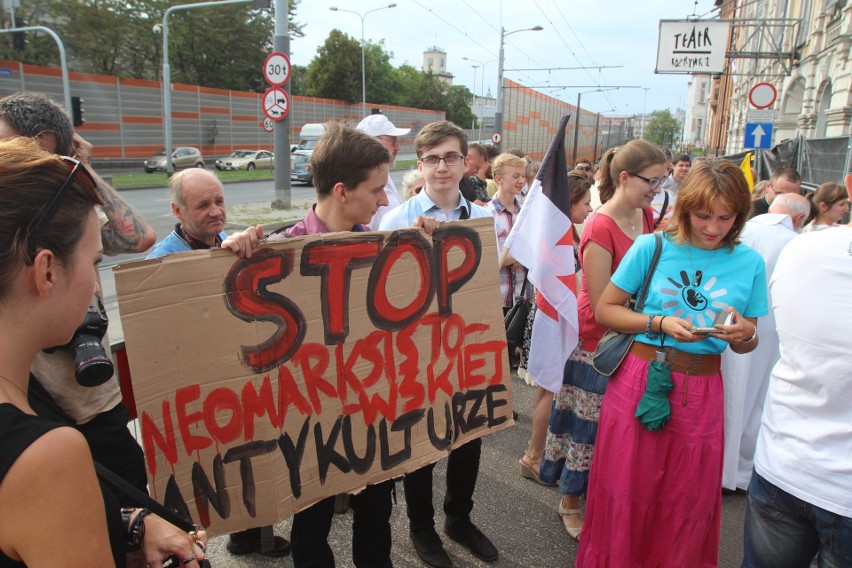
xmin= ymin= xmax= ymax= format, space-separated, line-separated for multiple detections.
xmin=652 ymin=152 xmax=690 ymax=230
xmin=720 ymin=193 xmax=809 ymax=492
xmin=743 ymin=224 xmax=852 ymax=567
xmin=357 ymin=113 xmax=411 ymax=230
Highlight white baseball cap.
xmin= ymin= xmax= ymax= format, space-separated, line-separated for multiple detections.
xmin=357 ymin=114 xmax=411 ymax=137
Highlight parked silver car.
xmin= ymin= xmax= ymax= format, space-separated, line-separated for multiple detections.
xmin=290 ymin=150 xmax=313 ymax=185
xmin=215 ymin=149 xmax=274 ymax=171
xmin=144 ymin=147 xmax=204 ymax=173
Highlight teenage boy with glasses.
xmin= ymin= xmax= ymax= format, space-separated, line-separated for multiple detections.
xmin=379 ymin=120 xmax=492 ymax=233
xmin=379 ymin=121 xmax=498 ymax=568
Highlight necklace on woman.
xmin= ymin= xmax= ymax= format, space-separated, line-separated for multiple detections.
xmin=0 ymin=372 xmax=28 ymax=400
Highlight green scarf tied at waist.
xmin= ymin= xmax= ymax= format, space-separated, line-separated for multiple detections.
xmin=635 ymin=359 xmax=673 ymax=431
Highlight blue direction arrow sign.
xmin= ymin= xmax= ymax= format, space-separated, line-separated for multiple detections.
xmin=744 ymin=123 xmax=773 ymax=149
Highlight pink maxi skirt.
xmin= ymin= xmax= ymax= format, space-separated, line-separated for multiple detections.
xmin=576 ymin=353 xmax=724 ymax=568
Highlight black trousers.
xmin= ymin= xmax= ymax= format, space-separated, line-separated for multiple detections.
xmin=290 ymin=479 xmax=395 ymax=568
xmin=403 ymin=437 xmax=482 ymax=533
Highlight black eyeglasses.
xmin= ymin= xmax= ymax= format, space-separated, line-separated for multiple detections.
xmin=420 ymin=154 xmax=465 ymax=168
xmin=576 ymin=165 xmax=591 ymax=172
xmin=30 ymin=157 xmax=97 ymax=237
xmin=628 ymin=172 xmax=663 ymax=190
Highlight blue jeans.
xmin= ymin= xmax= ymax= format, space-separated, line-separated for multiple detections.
xmin=743 ymin=471 xmax=852 ymax=568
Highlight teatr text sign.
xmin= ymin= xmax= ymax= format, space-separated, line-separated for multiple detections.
xmin=656 ymin=20 xmax=731 ymax=74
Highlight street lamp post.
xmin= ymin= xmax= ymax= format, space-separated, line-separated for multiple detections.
xmin=495 ymin=25 xmax=543 ymax=151
xmin=462 ymin=56 xmax=496 ymax=141
xmin=571 ymin=87 xmax=626 ymax=164
xmin=329 ymin=4 xmax=397 ymax=118
xmin=160 ymin=0 xmax=259 ymax=174
xmin=640 ymin=87 xmax=650 ymax=139
xmin=470 ymin=64 xmax=478 ymax=131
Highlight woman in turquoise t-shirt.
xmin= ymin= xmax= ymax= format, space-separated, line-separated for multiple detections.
xmin=577 ymin=160 xmax=768 ymax=567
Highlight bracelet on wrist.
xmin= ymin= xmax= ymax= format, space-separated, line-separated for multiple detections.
xmin=127 ymin=508 xmax=150 ymax=549
xmin=645 ymin=314 xmax=660 ymax=339
xmin=740 ymin=325 xmax=758 ymax=345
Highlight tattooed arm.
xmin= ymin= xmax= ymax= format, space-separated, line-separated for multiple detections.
xmin=73 ymin=133 xmax=156 ymax=255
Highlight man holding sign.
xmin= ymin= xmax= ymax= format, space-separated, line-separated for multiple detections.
xmin=379 ymin=121 xmax=498 ymax=568
xmin=223 ymin=122 xmax=394 ymax=567
xmin=146 ymin=168 xmax=292 ymax=558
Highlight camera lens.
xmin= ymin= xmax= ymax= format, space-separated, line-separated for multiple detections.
xmin=72 ymin=337 xmax=115 ymax=387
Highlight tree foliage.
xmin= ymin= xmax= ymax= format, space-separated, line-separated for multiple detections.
xmin=303 ymin=32 xmax=471 ymax=126
xmin=446 ymin=85 xmax=475 ymax=128
xmin=305 ymin=29 xmax=362 ymax=102
xmin=644 ymin=109 xmax=681 ymax=146
xmin=0 ymin=0 xmax=304 ymax=91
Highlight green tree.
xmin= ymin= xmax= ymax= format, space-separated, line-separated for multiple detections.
xmin=644 ymin=109 xmax=681 ymax=146
xmin=393 ymin=65 xmax=446 ymax=110
xmin=289 ymin=64 xmax=308 ymax=96
xmin=305 ymin=29 xmax=362 ymax=102
xmin=0 ymin=0 xmax=304 ymax=91
xmin=445 ymin=85 xmax=475 ymax=128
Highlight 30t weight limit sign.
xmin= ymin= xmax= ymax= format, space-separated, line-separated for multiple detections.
xmin=264 ymin=52 xmax=291 ymax=87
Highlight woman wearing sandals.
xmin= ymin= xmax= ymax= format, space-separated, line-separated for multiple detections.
xmin=536 ymin=141 xmax=666 ymax=540
xmin=577 ymin=160 xmax=767 ymax=567
xmin=517 ymin=170 xmax=592 ymax=487
xmin=0 ymin=138 xmax=207 ymax=567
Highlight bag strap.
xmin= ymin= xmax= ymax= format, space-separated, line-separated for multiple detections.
xmin=95 ymin=461 xmax=195 ymax=533
xmin=633 ymin=233 xmax=663 ymax=313
xmin=654 ymin=191 xmax=670 ymax=229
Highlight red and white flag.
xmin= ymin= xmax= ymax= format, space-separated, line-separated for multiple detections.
xmin=505 ymin=115 xmax=579 ymax=392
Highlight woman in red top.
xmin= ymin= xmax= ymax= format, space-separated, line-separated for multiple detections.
xmin=538 ymin=140 xmax=666 ymax=539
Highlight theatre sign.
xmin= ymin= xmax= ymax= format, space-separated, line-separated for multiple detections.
xmin=656 ymin=20 xmax=731 ymax=74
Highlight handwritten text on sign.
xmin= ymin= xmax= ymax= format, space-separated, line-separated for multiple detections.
xmin=114 ymin=219 xmax=512 ymax=535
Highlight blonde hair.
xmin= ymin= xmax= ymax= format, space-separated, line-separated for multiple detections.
xmin=492 ymin=153 xmax=527 ymax=178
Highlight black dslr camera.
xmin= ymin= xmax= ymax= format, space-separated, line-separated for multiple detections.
xmin=45 ymin=298 xmax=114 ymax=387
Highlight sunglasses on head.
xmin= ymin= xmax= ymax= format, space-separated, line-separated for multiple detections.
xmin=30 ymin=157 xmax=97 ymax=237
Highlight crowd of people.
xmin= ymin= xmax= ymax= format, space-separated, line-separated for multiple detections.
xmin=0 ymin=90 xmax=850 ymax=568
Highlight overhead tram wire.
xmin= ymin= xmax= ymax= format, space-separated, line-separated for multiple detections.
xmin=460 ymin=0 xmax=499 ymax=33
xmin=546 ymin=0 xmax=619 ymax=112
xmin=410 ymin=0 xmax=497 ymax=57
xmin=549 ymin=0 xmax=622 ymax=112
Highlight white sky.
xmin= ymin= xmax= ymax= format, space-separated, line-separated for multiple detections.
xmin=287 ymin=0 xmax=722 ymax=117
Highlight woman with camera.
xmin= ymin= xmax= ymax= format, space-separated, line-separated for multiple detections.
xmin=0 ymin=138 xmax=207 ymax=567
xmin=576 ymin=160 xmax=767 ymax=567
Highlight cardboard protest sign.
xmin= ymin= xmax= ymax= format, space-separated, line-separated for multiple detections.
xmin=114 ymin=218 xmax=512 ymax=535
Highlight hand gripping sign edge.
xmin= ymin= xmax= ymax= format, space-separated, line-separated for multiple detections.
xmin=263 ymin=87 xmax=290 ymax=122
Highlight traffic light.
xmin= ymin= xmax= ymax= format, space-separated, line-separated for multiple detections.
xmin=71 ymin=96 xmax=85 ymax=127
xmin=12 ymin=16 xmax=26 ymax=51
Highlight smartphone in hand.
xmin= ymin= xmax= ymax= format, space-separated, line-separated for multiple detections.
xmin=692 ymin=311 xmax=735 ymax=334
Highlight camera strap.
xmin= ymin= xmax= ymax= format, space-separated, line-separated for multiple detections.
xmin=94 ymin=461 xmax=194 ymax=532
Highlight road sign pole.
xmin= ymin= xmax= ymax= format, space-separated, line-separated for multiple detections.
xmin=272 ymin=0 xmax=291 ymax=209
